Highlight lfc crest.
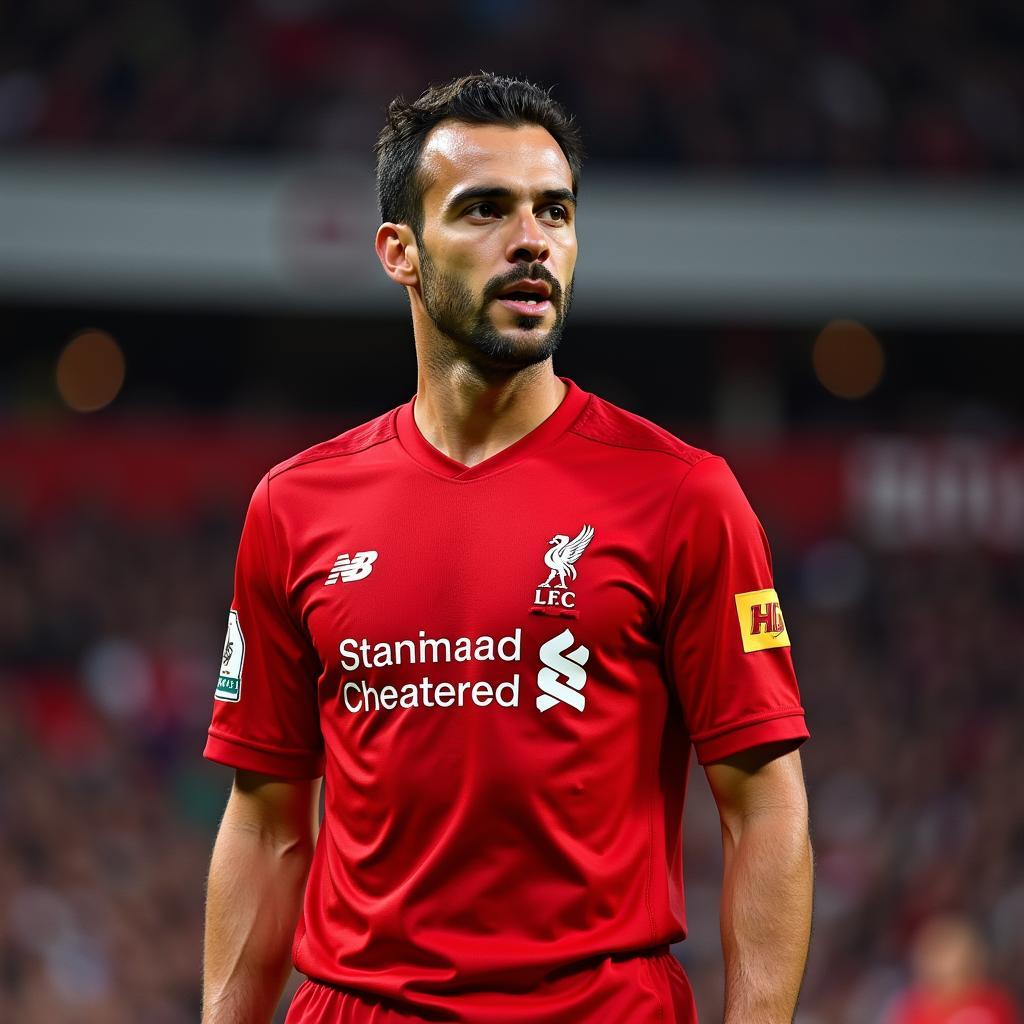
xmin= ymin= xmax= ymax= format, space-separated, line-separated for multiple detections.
xmin=531 ymin=524 xmax=594 ymax=614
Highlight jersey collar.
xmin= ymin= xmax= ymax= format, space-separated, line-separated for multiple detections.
xmin=396 ymin=376 xmax=590 ymax=482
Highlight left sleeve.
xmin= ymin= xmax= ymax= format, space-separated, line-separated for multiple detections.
xmin=659 ymin=455 xmax=809 ymax=765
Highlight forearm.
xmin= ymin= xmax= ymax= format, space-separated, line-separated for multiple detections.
xmin=202 ymin=811 xmax=314 ymax=1023
xmin=719 ymin=806 xmax=813 ymax=1024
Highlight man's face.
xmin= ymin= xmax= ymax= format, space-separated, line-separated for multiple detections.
xmin=413 ymin=122 xmax=577 ymax=370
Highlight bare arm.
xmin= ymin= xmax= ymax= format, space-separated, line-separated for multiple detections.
xmin=705 ymin=744 xmax=813 ymax=1024
xmin=202 ymin=770 xmax=322 ymax=1024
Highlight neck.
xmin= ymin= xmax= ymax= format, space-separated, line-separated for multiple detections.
xmin=411 ymin=330 xmax=567 ymax=469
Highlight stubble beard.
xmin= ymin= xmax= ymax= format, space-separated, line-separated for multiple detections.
xmin=418 ymin=246 xmax=573 ymax=371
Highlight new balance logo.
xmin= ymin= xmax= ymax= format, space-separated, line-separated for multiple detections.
xmin=536 ymin=628 xmax=589 ymax=713
xmin=325 ymin=551 xmax=378 ymax=585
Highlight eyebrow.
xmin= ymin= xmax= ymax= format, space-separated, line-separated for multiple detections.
xmin=445 ymin=186 xmax=577 ymax=213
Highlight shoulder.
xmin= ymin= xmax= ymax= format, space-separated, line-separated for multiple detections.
xmin=572 ymin=390 xmax=713 ymax=468
xmin=570 ymin=389 xmax=759 ymax=530
xmin=568 ymin=387 xmax=754 ymax=511
xmin=266 ymin=405 xmax=400 ymax=484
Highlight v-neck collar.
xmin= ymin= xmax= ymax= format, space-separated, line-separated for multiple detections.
xmin=395 ymin=376 xmax=590 ymax=482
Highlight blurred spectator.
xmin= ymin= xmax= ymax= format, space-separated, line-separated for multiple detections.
xmin=883 ymin=914 xmax=1021 ymax=1024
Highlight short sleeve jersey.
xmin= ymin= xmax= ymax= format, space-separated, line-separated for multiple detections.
xmin=205 ymin=377 xmax=808 ymax=1023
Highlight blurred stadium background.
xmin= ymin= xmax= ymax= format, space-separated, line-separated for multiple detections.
xmin=2 ymin=2 xmax=1023 ymax=1022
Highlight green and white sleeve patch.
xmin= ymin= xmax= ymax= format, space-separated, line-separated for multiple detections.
xmin=216 ymin=610 xmax=245 ymax=702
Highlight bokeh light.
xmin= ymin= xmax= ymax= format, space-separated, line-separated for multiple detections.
xmin=55 ymin=330 xmax=126 ymax=412
xmin=812 ymin=320 xmax=885 ymax=399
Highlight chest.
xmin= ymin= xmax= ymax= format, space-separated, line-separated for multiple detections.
xmin=276 ymin=463 xmax=681 ymax=812
xmin=282 ymin=473 xmax=668 ymax=697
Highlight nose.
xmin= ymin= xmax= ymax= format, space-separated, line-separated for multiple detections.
xmin=505 ymin=209 xmax=550 ymax=265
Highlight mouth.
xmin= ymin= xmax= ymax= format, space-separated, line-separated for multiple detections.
xmin=497 ymin=296 xmax=551 ymax=317
xmin=494 ymin=281 xmax=554 ymax=318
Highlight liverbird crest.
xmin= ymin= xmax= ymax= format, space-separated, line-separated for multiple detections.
xmin=540 ymin=524 xmax=595 ymax=590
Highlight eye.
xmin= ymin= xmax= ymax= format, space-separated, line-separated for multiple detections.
xmin=542 ymin=204 xmax=569 ymax=223
xmin=466 ymin=201 xmax=500 ymax=219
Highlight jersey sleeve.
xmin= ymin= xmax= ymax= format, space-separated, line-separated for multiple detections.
xmin=660 ymin=456 xmax=809 ymax=765
xmin=203 ymin=473 xmax=325 ymax=779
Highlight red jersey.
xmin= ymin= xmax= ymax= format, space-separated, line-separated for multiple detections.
xmin=204 ymin=377 xmax=808 ymax=1024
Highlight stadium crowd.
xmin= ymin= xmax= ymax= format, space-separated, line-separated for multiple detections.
xmin=1 ymin=0 xmax=1022 ymax=175
xmin=0 ymin=464 xmax=1020 ymax=1022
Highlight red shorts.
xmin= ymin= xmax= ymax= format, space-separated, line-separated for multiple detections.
xmin=285 ymin=948 xmax=697 ymax=1023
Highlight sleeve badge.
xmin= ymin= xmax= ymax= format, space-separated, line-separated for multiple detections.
xmin=734 ymin=588 xmax=791 ymax=653
xmin=215 ymin=609 xmax=245 ymax=701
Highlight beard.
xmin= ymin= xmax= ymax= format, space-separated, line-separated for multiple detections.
xmin=419 ymin=247 xmax=573 ymax=370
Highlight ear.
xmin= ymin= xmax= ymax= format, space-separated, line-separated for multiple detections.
xmin=375 ymin=223 xmax=419 ymax=288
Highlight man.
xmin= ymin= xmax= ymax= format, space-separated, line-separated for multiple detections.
xmin=202 ymin=73 xmax=813 ymax=1024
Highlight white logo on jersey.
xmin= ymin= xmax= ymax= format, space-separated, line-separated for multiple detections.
xmin=536 ymin=628 xmax=589 ymax=712
xmin=540 ymin=524 xmax=594 ymax=589
xmin=532 ymin=525 xmax=594 ymax=613
xmin=326 ymin=550 xmax=378 ymax=585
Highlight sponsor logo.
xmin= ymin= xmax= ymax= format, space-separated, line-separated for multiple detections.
xmin=326 ymin=550 xmax=378 ymax=585
xmin=338 ymin=630 xmax=523 ymax=714
xmin=734 ymin=588 xmax=791 ymax=653
xmin=334 ymin=627 xmax=595 ymax=718
xmin=536 ymin=628 xmax=590 ymax=712
xmin=531 ymin=524 xmax=594 ymax=614
xmin=215 ymin=610 xmax=245 ymax=701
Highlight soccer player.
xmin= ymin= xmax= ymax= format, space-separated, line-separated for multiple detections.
xmin=202 ymin=73 xmax=813 ymax=1024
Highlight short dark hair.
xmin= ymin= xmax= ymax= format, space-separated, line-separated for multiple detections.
xmin=375 ymin=72 xmax=584 ymax=236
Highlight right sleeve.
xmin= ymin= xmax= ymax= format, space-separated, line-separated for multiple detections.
xmin=203 ymin=474 xmax=325 ymax=779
